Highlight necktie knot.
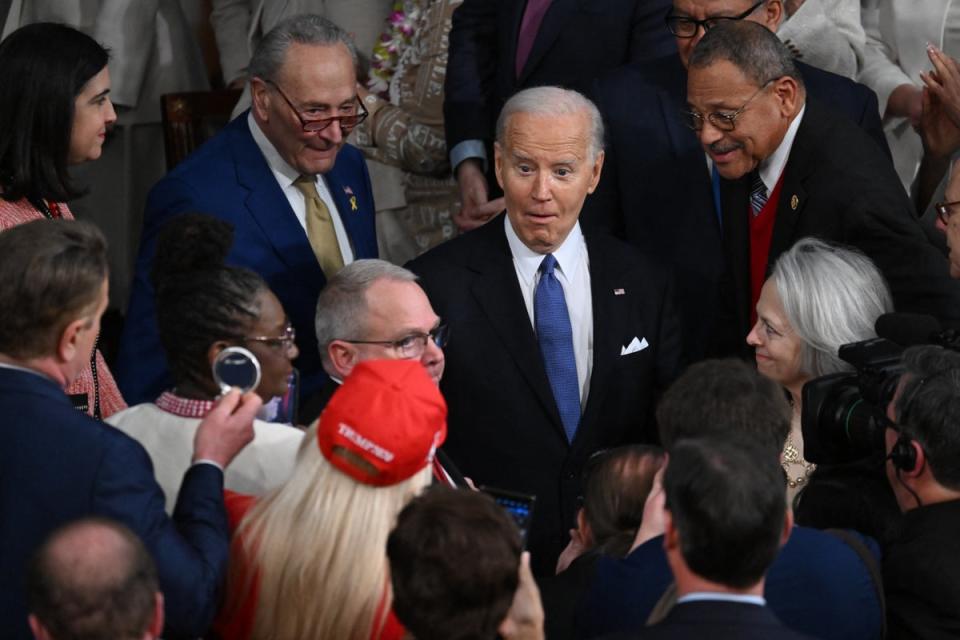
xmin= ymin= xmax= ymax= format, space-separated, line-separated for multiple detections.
xmin=539 ymin=253 xmax=558 ymax=276
xmin=294 ymin=174 xmax=319 ymax=199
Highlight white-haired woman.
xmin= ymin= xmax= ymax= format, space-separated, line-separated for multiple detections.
xmin=215 ymin=359 xmax=445 ymax=640
xmin=747 ymin=237 xmax=893 ymax=503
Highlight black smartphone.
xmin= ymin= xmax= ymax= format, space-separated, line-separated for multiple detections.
xmin=482 ymin=486 xmax=536 ymax=548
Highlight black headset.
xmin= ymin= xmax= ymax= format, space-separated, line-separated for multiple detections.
xmin=887 ymin=434 xmax=917 ymax=472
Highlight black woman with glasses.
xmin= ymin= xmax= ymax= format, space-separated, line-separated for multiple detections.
xmin=108 ymin=213 xmax=304 ymax=515
xmin=116 ymin=14 xmax=378 ymax=408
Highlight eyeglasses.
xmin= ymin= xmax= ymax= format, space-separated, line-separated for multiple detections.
xmin=342 ymin=324 xmax=449 ymax=359
xmin=245 ymin=323 xmax=297 ymax=351
xmin=682 ymin=79 xmax=774 ymax=132
xmin=665 ymin=0 xmax=764 ymax=37
xmin=264 ymin=79 xmax=368 ymax=133
xmin=935 ymin=200 xmax=960 ymax=226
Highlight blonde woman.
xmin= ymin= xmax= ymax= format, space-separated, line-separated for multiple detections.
xmin=215 ymin=359 xmax=446 ymax=640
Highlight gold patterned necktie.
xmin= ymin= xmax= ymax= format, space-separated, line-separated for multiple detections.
xmin=293 ymin=174 xmax=344 ymax=276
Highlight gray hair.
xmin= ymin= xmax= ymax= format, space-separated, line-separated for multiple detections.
xmin=771 ymin=237 xmax=893 ymax=378
xmin=689 ymin=20 xmax=804 ymax=90
xmin=248 ymin=14 xmax=358 ymax=82
xmin=314 ymin=259 xmax=418 ymax=371
xmin=495 ymin=86 xmax=605 ymax=161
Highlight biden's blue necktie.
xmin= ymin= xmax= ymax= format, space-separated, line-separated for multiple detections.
xmin=534 ymin=254 xmax=581 ymax=442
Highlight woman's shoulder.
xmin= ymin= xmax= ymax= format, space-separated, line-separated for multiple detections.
xmin=0 ymin=197 xmax=74 ymax=229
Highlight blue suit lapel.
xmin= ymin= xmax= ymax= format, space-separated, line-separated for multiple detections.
xmin=325 ymin=162 xmax=376 ymax=259
xmin=228 ymin=119 xmax=325 ymax=284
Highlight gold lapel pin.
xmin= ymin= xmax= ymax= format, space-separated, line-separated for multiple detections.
xmin=790 ymin=194 xmax=799 ymax=210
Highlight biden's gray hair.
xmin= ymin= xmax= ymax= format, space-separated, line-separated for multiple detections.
xmin=689 ymin=19 xmax=803 ymax=90
xmin=495 ymin=86 xmax=605 ymax=161
xmin=771 ymin=237 xmax=893 ymax=378
xmin=314 ymin=259 xmax=419 ymax=372
xmin=248 ymin=14 xmax=358 ymax=82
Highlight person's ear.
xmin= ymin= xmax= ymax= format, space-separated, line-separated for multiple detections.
xmin=56 ymin=316 xmax=89 ymax=364
xmin=494 ymin=141 xmax=506 ymax=191
xmin=327 ymin=340 xmax=359 ymax=379
xmin=781 ymin=508 xmax=794 ymax=548
xmin=760 ymin=0 xmax=784 ymax=29
xmin=28 ymin=614 xmax=52 ymax=640
xmin=586 ymin=149 xmax=605 ymax=194
xmin=206 ymin=341 xmax=231 ymax=368
xmin=250 ymin=77 xmax=272 ymax=121
xmin=662 ymin=510 xmax=678 ymax=552
xmin=772 ymin=76 xmax=800 ymax=117
xmin=903 ymin=440 xmax=927 ymax=477
xmin=576 ymin=508 xmax=594 ymax=548
xmin=148 ymin=592 xmax=165 ymax=638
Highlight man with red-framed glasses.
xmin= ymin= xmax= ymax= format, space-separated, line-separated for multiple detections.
xmin=117 ymin=14 xmax=379 ymax=408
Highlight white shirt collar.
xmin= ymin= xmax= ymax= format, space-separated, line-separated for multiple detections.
xmin=248 ymin=112 xmax=301 ymax=188
xmin=503 ymin=214 xmax=586 ymax=285
xmin=758 ymin=103 xmax=806 ymax=193
xmin=677 ymin=592 xmax=766 ymax=607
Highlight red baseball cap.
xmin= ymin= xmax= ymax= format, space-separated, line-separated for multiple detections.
xmin=318 ymin=359 xmax=448 ymax=486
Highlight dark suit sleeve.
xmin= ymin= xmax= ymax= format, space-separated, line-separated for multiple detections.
xmin=92 ymin=433 xmax=228 ymax=638
xmin=854 ymin=87 xmax=891 ymax=159
xmin=443 ymin=0 xmax=500 ymax=152
xmin=627 ymin=0 xmax=675 ymax=63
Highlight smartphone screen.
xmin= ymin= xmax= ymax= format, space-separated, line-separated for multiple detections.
xmin=482 ymin=486 xmax=536 ymax=548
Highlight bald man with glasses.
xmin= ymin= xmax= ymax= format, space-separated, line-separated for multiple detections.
xmin=117 ymin=15 xmax=379 ymax=407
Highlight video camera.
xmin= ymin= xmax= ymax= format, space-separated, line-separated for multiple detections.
xmin=801 ymin=313 xmax=960 ymax=465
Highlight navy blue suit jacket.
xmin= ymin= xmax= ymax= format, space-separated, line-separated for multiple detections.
xmin=444 ymin=0 xmax=675 ymax=168
xmin=116 ymin=114 xmax=377 ymax=404
xmin=601 ymin=601 xmax=815 ymax=640
xmin=583 ymin=53 xmax=888 ymax=360
xmin=0 ymin=367 xmax=229 ymax=638
xmin=408 ymin=216 xmax=682 ymax=576
xmin=578 ymin=527 xmax=883 ymax=640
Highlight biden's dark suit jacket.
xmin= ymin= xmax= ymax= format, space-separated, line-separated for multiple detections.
xmin=444 ymin=0 xmax=675 ymax=172
xmin=0 ymin=367 xmax=229 ymax=639
xmin=116 ymin=114 xmax=378 ymax=404
xmin=408 ymin=215 xmax=681 ymax=575
xmin=584 ymin=53 xmax=889 ymax=360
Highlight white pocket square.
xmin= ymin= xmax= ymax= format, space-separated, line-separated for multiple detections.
xmin=620 ymin=336 xmax=649 ymax=356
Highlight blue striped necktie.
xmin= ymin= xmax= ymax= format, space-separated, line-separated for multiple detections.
xmin=750 ymin=172 xmax=768 ymax=217
xmin=534 ymin=254 xmax=581 ymax=442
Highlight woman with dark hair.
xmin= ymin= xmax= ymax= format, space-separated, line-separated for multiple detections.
xmin=540 ymin=445 xmax=666 ymax=640
xmin=0 ymin=22 xmax=123 ymax=418
xmin=107 ymin=213 xmax=303 ymax=514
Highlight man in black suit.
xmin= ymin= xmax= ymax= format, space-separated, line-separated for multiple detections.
xmin=443 ymin=0 xmax=675 ymax=230
xmin=883 ymin=345 xmax=960 ymax=639
xmin=604 ymin=438 xmax=813 ymax=640
xmin=686 ymin=21 xmax=960 ymax=355
xmin=584 ymin=0 xmax=888 ymax=361
xmin=410 ymin=87 xmax=682 ymax=575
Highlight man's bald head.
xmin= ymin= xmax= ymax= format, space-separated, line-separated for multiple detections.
xmin=27 ymin=518 xmax=162 ymax=640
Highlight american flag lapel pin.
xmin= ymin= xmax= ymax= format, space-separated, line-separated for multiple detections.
xmin=344 ymin=185 xmax=358 ymax=211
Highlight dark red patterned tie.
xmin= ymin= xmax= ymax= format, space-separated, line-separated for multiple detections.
xmin=515 ymin=0 xmax=553 ymax=78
